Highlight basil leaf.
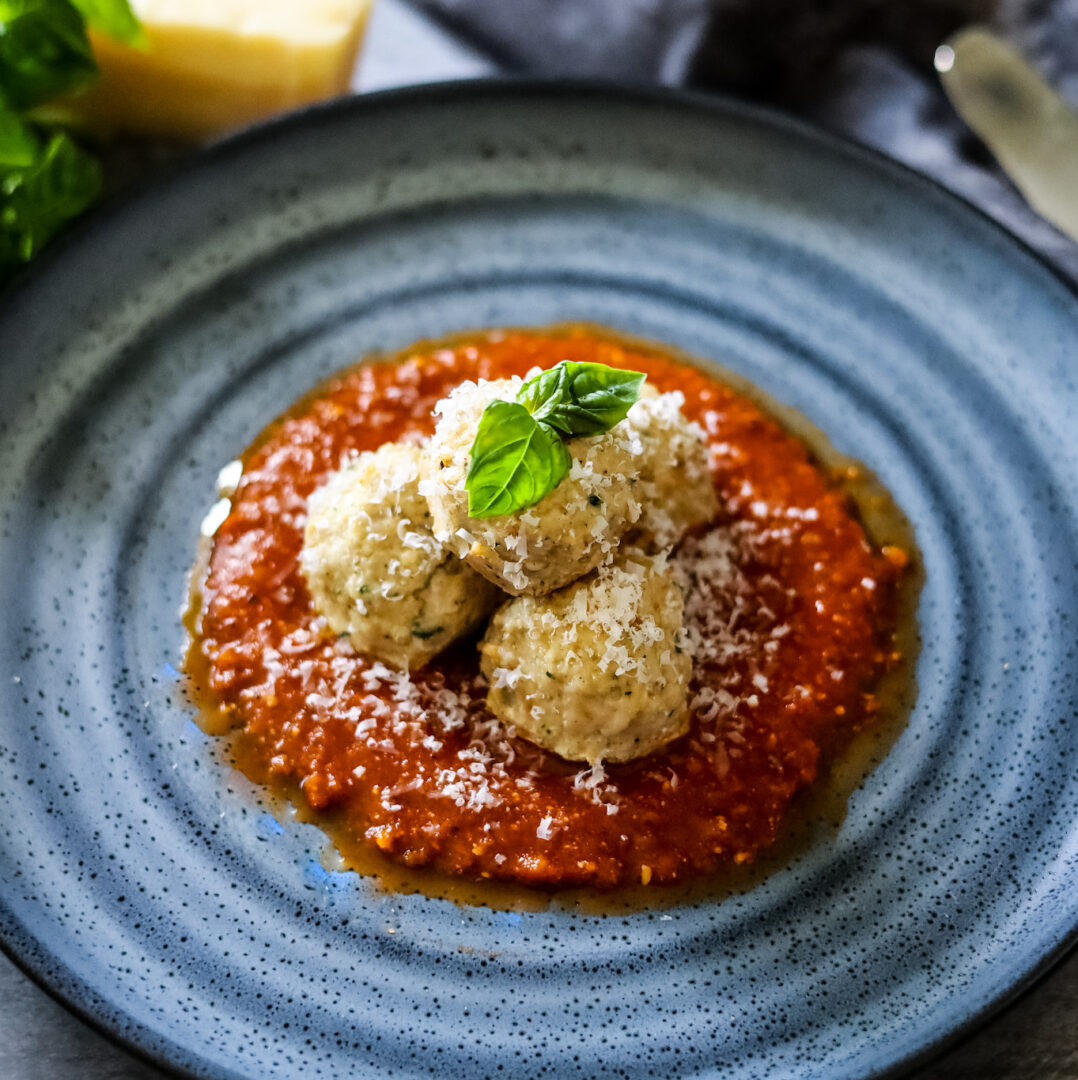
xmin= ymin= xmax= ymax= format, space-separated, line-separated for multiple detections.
xmin=0 ymin=0 xmax=98 ymax=108
xmin=0 ymin=103 xmax=38 ymax=166
xmin=1 ymin=128 xmax=100 ymax=275
xmin=516 ymin=363 xmax=571 ymax=425
xmin=466 ymin=401 xmax=571 ymax=518
xmin=517 ymin=361 xmax=646 ymax=437
xmin=69 ymin=0 xmax=144 ymax=46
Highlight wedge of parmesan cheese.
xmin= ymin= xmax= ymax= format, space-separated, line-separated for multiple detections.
xmin=73 ymin=0 xmax=373 ymax=139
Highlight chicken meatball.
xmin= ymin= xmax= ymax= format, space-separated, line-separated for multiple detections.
xmin=421 ymin=376 xmax=645 ymax=596
xmin=479 ymin=551 xmax=692 ymax=763
xmin=301 ymin=441 xmax=500 ymax=671
xmin=626 ymin=388 xmax=718 ymax=551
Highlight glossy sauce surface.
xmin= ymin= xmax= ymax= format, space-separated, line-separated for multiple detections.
xmin=193 ymin=329 xmax=908 ymax=890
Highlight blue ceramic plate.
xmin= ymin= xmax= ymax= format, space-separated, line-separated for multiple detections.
xmin=1 ymin=84 xmax=1076 ymax=1080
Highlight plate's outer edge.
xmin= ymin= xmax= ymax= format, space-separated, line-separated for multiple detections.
xmin=0 ymin=82 xmax=1075 ymax=1080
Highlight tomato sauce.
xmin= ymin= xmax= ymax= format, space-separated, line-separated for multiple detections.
xmin=192 ymin=328 xmax=908 ymax=890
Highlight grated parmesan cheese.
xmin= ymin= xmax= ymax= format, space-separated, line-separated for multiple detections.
xmin=300 ymin=441 xmax=501 ymax=670
xmin=421 ymin=376 xmax=644 ymax=596
xmin=480 ymin=551 xmax=692 ymax=763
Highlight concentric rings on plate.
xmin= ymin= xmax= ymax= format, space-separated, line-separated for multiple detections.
xmin=0 ymin=84 xmax=1076 ymax=1080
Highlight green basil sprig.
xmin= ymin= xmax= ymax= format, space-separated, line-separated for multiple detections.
xmin=0 ymin=0 xmax=97 ymax=108
xmin=517 ymin=360 xmax=647 ymax=437
xmin=0 ymin=126 xmax=101 ymax=267
xmin=0 ymin=103 xmax=39 ymax=166
xmin=0 ymin=0 xmax=142 ymax=284
xmin=69 ymin=0 xmax=146 ymax=46
xmin=466 ymin=400 xmax=572 ymax=518
xmin=465 ymin=361 xmax=645 ymax=518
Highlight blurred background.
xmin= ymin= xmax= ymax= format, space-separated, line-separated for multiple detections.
xmin=379 ymin=0 xmax=1078 ymax=274
xmin=1 ymin=0 xmax=1076 ymax=285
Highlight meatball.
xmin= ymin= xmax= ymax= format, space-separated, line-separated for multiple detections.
xmin=301 ymin=441 xmax=501 ymax=671
xmin=626 ymin=388 xmax=718 ymax=551
xmin=479 ymin=551 xmax=692 ymax=763
xmin=421 ymin=376 xmax=645 ymax=596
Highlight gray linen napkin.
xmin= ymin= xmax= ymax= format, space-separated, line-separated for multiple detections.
xmin=412 ymin=0 xmax=1078 ymax=280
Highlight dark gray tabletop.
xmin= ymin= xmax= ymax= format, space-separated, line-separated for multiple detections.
xmin=2 ymin=2 xmax=1076 ymax=1077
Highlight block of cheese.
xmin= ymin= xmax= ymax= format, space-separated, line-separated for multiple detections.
xmin=73 ymin=0 xmax=374 ymax=140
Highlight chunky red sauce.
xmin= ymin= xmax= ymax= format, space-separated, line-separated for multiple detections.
xmin=193 ymin=329 xmax=907 ymax=890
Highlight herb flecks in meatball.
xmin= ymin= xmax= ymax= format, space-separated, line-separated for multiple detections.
xmin=480 ymin=551 xmax=692 ymax=763
xmin=301 ymin=441 xmax=500 ymax=671
xmin=421 ymin=377 xmax=645 ymax=596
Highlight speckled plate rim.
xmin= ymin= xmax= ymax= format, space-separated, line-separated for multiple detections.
xmin=0 ymin=79 xmax=1075 ymax=1080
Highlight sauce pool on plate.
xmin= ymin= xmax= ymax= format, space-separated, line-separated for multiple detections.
xmin=187 ymin=326 xmax=915 ymax=892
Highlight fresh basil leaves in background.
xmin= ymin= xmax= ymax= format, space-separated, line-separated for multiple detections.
xmin=0 ymin=125 xmax=101 ymax=270
xmin=0 ymin=0 xmax=142 ymax=285
xmin=69 ymin=0 xmax=144 ymax=46
xmin=466 ymin=361 xmax=646 ymax=518
xmin=0 ymin=0 xmax=96 ymax=107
